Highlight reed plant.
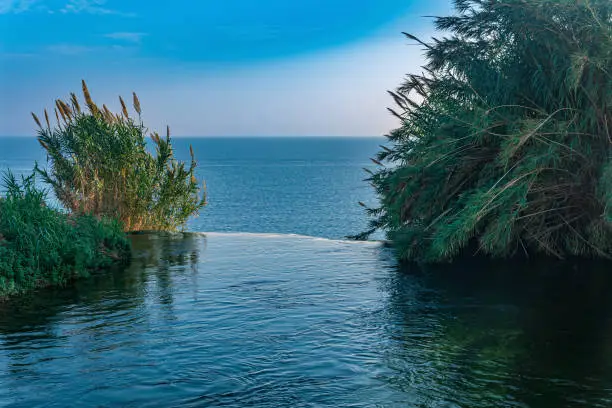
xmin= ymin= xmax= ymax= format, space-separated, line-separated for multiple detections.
xmin=33 ymin=81 xmax=207 ymax=232
xmin=0 ymin=172 xmax=130 ymax=298
xmin=356 ymin=0 xmax=612 ymax=262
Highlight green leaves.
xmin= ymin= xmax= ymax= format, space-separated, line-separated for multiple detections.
xmin=359 ymin=0 xmax=612 ymax=262
xmin=33 ymin=82 xmax=207 ymax=232
xmin=0 ymin=172 xmax=130 ymax=298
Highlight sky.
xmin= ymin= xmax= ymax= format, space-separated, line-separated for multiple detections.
xmin=0 ymin=0 xmax=451 ymax=136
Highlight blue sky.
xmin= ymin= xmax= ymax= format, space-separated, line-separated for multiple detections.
xmin=0 ymin=0 xmax=450 ymax=136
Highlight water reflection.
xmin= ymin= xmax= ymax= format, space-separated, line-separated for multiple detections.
xmin=0 ymin=233 xmax=204 ymax=332
xmin=379 ymin=259 xmax=612 ymax=407
xmin=130 ymin=231 xmax=203 ymax=268
xmin=1 ymin=235 xmax=612 ymax=407
xmin=130 ymin=232 xmax=205 ymax=323
xmin=0 ymin=233 xmax=207 ymax=406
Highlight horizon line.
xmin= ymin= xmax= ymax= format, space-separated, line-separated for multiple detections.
xmin=0 ymin=134 xmax=388 ymax=138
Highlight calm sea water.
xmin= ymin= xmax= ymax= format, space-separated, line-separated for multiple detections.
xmin=0 ymin=136 xmax=382 ymax=239
xmin=1 ymin=137 xmax=612 ymax=407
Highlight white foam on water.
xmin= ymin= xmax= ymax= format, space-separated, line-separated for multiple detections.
xmin=197 ymin=231 xmax=384 ymax=246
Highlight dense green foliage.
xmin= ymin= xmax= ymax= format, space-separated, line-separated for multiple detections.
xmin=33 ymin=80 xmax=207 ymax=232
xmin=0 ymin=172 xmax=130 ymax=298
xmin=358 ymin=0 xmax=612 ymax=262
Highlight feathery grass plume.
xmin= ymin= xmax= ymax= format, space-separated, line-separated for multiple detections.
xmin=33 ymin=82 xmax=207 ymax=232
xmin=353 ymin=0 xmax=612 ymax=263
xmin=31 ymin=113 xmax=42 ymax=129
xmin=44 ymin=109 xmax=50 ymax=130
xmin=56 ymin=100 xmax=67 ymax=122
xmin=133 ymin=92 xmax=141 ymax=115
xmin=0 ymin=171 xmax=130 ymax=299
xmin=81 ymin=79 xmax=99 ymax=115
xmin=119 ymin=96 xmax=128 ymax=118
xmin=102 ymin=104 xmax=114 ymax=123
xmin=70 ymin=92 xmax=81 ymax=113
xmin=189 ymin=144 xmax=195 ymax=166
xmin=59 ymin=99 xmax=72 ymax=118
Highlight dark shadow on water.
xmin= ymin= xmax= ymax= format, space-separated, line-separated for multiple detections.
xmin=379 ymin=258 xmax=612 ymax=407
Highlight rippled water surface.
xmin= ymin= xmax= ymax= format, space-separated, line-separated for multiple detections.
xmin=2 ymin=233 xmax=612 ymax=407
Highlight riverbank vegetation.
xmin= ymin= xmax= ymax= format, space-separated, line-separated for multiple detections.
xmin=357 ymin=0 xmax=612 ymax=262
xmin=0 ymin=82 xmax=207 ymax=299
xmin=0 ymin=172 xmax=130 ymax=298
xmin=33 ymin=80 xmax=207 ymax=232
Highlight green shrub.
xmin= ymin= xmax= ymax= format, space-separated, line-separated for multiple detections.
xmin=357 ymin=0 xmax=612 ymax=262
xmin=0 ymin=172 xmax=130 ymax=298
xmin=33 ymin=80 xmax=207 ymax=232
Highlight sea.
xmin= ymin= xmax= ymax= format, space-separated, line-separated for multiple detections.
xmin=0 ymin=136 xmax=381 ymax=239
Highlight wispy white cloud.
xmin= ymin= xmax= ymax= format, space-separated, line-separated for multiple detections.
xmin=0 ymin=0 xmax=133 ymax=15
xmin=60 ymin=0 xmax=109 ymax=14
xmin=60 ymin=0 xmax=133 ymax=16
xmin=105 ymin=32 xmax=146 ymax=44
xmin=0 ymin=0 xmax=39 ymax=14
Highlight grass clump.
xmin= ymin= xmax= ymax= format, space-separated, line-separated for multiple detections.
xmin=0 ymin=172 xmax=130 ymax=298
xmin=33 ymin=80 xmax=207 ymax=232
xmin=356 ymin=0 xmax=612 ymax=262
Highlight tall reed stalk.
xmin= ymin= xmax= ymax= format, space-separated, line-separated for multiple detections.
xmin=33 ymin=81 xmax=207 ymax=232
